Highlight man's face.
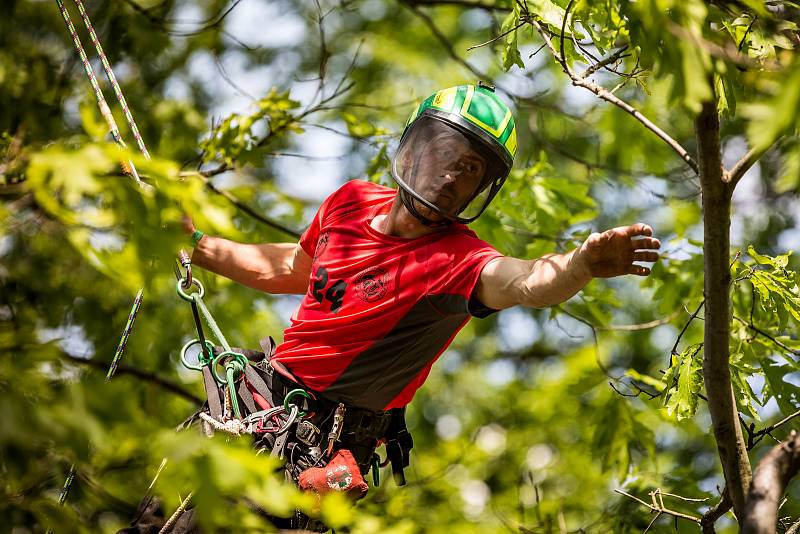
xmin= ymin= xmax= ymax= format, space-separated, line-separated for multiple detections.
xmin=411 ymin=130 xmax=487 ymax=218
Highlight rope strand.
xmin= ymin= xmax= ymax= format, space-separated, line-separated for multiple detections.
xmin=54 ymin=0 xmax=144 ymax=184
xmin=72 ymin=0 xmax=150 ymax=159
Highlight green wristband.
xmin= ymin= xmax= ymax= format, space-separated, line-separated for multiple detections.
xmin=191 ymin=230 xmax=205 ymax=247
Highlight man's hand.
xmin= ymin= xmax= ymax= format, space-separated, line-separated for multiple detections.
xmin=476 ymin=223 xmax=661 ymax=310
xmin=575 ymin=223 xmax=661 ymax=278
xmin=182 ymin=214 xmax=196 ymax=235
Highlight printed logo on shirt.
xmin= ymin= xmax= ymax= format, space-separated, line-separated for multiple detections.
xmin=354 ymin=266 xmax=390 ymax=303
xmin=313 ymin=232 xmax=330 ymax=265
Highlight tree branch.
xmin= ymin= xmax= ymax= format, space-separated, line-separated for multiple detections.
xmin=614 ymin=488 xmax=702 ymax=525
xmin=696 ymin=97 xmax=752 ymax=518
xmin=186 ymin=172 xmax=302 ymax=239
xmin=724 ymin=140 xmax=781 ymax=189
xmin=403 ymin=0 xmax=510 ymax=10
xmin=742 ymin=432 xmax=800 ymax=534
xmin=526 ymin=17 xmax=699 ymax=175
xmin=60 ymin=353 xmax=203 ymax=405
xmin=700 ymin=486 xmax=732 ymax=534
xmin=749 ymin=410 xmax=800 ymax=449
xmin=401 ymin=0 xmax=490 ymax=82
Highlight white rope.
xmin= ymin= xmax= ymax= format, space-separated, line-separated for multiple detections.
xmin=198 ymin=412 xmax=246 ymax=436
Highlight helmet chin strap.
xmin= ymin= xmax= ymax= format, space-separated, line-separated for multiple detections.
xmin=398 ymin=189 xmax=453 ymax=229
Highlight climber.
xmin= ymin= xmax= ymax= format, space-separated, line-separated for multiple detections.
xmin=182 ymin=82 xmax=660 ymax=528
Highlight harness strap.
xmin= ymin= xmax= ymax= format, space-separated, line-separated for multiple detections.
xmin=202 ymin=366 xmax=223 ymax=422
xmin=244 ymin=364 xmax=276 ymax=407
xmin=385 ymin=408 xmax=413 ymax=486
xmin=236 ymin=379 xmax=257 ymax=414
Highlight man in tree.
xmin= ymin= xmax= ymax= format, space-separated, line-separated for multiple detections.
xmin=182 ymin=82 xmax=660 ymax=527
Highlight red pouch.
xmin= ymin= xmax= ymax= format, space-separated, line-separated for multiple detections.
xmin=298 ymin=449 xmax=369 ymax=500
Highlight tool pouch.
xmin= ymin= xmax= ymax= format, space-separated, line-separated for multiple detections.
xmin=298 ymin=449 xmax=369 ymax=501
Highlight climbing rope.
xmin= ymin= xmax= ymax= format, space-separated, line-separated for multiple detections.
xmin=106 ymin=288 xmax=143 ymax=380
xmin=72 ymin=0 xmax=151 ymax=160
xmin=44 ymin=464 xmax=76 ymax=534
xmin=55 ymin=0 xmax=145 ymax=183
xmin=56 ymin=0 xmax=157 ymax=381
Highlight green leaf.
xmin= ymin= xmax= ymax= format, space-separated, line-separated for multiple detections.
xmin=625 ymin=369 xmax=667 ymax=392
xmin=744 ymin=64 xmax=800 ymax=151
xmin=528 ymin=0 xmax=567 ymax=31
xmin=730 ymin=352 xmax=761 ymax=420
xmin=663 ymin=344 xmax=703 ymax=420
xmin=500 ymin=7 xmax=525 ymax=71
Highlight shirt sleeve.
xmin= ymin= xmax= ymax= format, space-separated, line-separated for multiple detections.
xmin=428 ymin=232 xmax=504 ymax=317
xmin=298 ymin=182 xmax=350 ymax=257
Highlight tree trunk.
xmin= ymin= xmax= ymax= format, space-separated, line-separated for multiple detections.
xmin=695 ymin=99 xmax=752 ymax=518
xmin=741 ymin=432 xmax=800 ymax=533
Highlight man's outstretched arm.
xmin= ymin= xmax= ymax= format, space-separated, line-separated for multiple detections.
xmin=191 ymin=238 xmax=311 ymax=294
xmin=476 ymin=224 xmax=661 ymax=310
xmin=185 ymin=218 xmax=311 ymax=294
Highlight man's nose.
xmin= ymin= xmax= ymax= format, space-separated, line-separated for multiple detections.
xmin=442 ymin=169 xmax=460 ymax=181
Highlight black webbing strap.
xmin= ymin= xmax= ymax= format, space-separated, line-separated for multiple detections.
xmin=236 ymin=379 xmax=257 ymax=414
xmin=386 ymin=408 xmax=413 ymax=486
xmin=188 ymin=299 xmax=224 ymax=422
xmin=244 ymin=365 xmax=277 ymax=407
xmin=202 ymin=366 xmax=223 ymax=421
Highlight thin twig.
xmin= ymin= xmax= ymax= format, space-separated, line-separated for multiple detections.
xmin=60 ymin=353 xmax=203 ymax=405
xmin=402 ymin=0 xmax=489 ymax=82
xmin=526 ymin=17 xmax=699 ymax=175
xmin=732 ymin=315 xmax=800 ymax=357
xmin=700 ymin=486 xmax=731 ymax=534
xmin=615 ymin=489 xmax=702 ymax=524
xmin=580 ymin=46 xmax=630 ymax=80
xmin=467 ymin=20 xmax=525 ymax=51
xmin=672 ymin=299 xmax=706 ymax=357
xmin=187 ymin=171 xmax=302 ymax=239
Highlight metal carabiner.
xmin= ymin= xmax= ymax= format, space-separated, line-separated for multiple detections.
xmin=282 ymin=388 xmax=315 ymax=419
xmin=179 ymin=338 xmax=215 ymax=371
xmin=178 ymin=250 xmax=193 ymax=289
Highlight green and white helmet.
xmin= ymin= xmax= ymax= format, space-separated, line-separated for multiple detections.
xmin=392 ymin=82 xmax=517 ymax=226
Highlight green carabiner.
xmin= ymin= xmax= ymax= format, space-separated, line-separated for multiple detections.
xmin=179 ymin=339 xmax=215 ymax=371
xmin=176 ymin=278 xmax=204 ymax=302
xmin=211 ymin=350 xmax=247 ymax=384
xmin=283 ymin=388 xmax=314 ymax=419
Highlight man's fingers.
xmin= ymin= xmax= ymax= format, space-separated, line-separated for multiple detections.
xmin=633 ymin=251 xmax=660 ymax=262
xmin=627 ymin=264 xmax=651 ymax=276
xmin=623 ymin=223 xmax=653 ymax=237
xmin=632 ymin=237 xmax=661 ymax=250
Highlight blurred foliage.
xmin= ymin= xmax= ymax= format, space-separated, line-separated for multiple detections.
xmin=2 ymin=0 xmax=800 ymax=532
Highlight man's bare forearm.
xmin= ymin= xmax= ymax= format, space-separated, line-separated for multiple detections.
xmin=521 ymin=249 xmax=592 ymax=308
xmin=191 ymin=236 xmax=311 ymax=294
xmin=477 ymin=248 xmax=592 ymax=310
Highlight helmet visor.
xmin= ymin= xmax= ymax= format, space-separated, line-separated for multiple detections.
xmin=392 ymin=116 xmax=504 ymax=222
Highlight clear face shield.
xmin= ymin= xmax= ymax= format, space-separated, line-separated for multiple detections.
xmin=392 ymin=116 xmax=505 ymax=224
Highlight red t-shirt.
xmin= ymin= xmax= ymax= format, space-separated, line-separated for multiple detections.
xmin=271 ymin=180 xmax=503 ymax=410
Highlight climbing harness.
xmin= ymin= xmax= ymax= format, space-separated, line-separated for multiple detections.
xmin=172 ymin=254 xmax=414 ymax=531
